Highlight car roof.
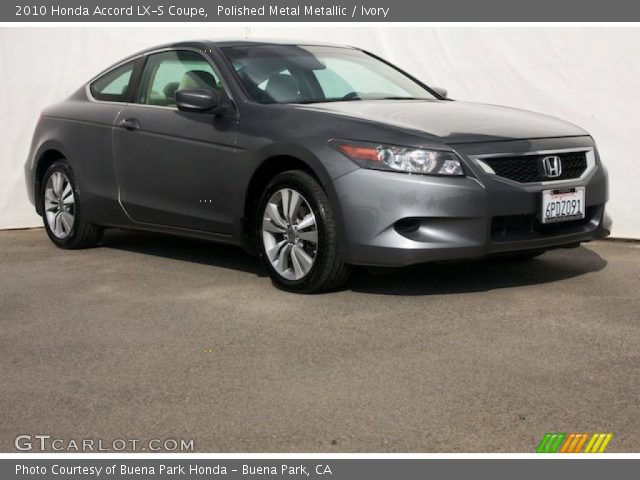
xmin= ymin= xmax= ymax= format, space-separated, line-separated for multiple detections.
xmin=117 ymin=39 xmax=358 ymax=62
xmin=144 ymin=39 xmax=358 ymax=51
xmin=90 ymin=40 xmax=359 ymax=84
xmin=209 ymin=39 xmax=357 ymax=48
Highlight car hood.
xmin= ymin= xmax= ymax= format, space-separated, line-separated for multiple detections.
xmin=299 ymin=100 xmax=588 ymax=144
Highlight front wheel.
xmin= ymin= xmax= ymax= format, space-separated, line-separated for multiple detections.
xmin=41 ymin=160 xmax=102 ymax=249
xmin=257 ymin=170 xmax=351 ymax=293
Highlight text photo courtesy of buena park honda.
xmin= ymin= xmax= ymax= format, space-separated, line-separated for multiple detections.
xmin=1 ymin=24 xmax=639 ymax=459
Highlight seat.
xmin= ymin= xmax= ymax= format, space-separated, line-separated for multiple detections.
xmin=264 ymin=74 xmax=300 ymax=103
xmin=147 ymin=91 xmax=166 ymax=106
xmin=163 ymin=82 xmax=180 ymax=103
xmin=177 ymin=70 xmax=218 ymax=91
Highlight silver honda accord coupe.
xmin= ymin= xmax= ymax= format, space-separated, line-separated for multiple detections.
xmin=25 ymin=40 xmax=611 ymax=292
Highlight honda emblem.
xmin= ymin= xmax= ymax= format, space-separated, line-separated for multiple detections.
xmin=542 ymin=156 xmax=562 ymax=178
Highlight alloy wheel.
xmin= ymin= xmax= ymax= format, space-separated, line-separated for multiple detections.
xmin=44 ymin=171 xmax=75 ymax=239
xmin=261 ymin=188 xmax=318 ymax=281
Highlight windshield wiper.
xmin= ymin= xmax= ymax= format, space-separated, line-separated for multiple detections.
xmin=291 ymin=96 xmax=428 ymax=105
xmin=370 ymin=96 xmax=427 ymax=100
xmin=293 ymin=98 xmax=363 ymax=105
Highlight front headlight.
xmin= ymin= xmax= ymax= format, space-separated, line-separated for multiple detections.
xmin=330 ymin=140 xmax=464 ymax=176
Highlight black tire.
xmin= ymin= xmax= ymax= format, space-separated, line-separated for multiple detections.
xmin=40 ymin=160 xmax=103 ymax=249
xmin=257 ymin=170 xmax=351 ymax=293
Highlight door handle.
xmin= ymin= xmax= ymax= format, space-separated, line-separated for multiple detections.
xmin=117 ymin=118 xmax=140 ymax=131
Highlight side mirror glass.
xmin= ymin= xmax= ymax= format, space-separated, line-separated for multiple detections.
xmin=176 ymin=88 xmax=228 ymax=113
xmin=432 ymin=86 xmax=448 ymax=99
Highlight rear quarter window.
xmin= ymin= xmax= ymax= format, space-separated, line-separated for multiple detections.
xmin=89 ymin=61 xmax=136 ymax=102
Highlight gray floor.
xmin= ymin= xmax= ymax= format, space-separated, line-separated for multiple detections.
xmin=1 ymin=228 xmax=638 ymax=452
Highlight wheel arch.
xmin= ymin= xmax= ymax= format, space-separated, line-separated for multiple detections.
xmin=34 ymin=146 xmax=69 ymax=215
xmin=242 ymin=154 xmax=325 ymax=255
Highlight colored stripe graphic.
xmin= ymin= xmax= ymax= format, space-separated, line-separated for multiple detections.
xmin=584 ymin=433 xmax=613 ymax=453
xmin=537 ymin=432 xmax=613 ymax=453
xmin=536 ymin=433 xmax=566 ymax=453
xmin=559 ymin=433 xmax=588 ymax=453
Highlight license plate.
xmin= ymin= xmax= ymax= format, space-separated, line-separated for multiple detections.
xmin=541 ymin=187 xmax=585 ymax=224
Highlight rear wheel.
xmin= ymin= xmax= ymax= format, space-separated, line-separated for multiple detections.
xmin=257 ymin=170 xmax=351 ymax=293
xmin=41 ymin=161 xmax=102 ymax=249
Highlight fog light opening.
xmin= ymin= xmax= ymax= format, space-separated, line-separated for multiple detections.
xmin=394 ymin=218 xmax=420 ymax=235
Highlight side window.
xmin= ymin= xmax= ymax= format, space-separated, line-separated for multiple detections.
xmin=90 ymin=61 xmax=136 ymax=102
xmin=137 ymin=50 xmax=221 ymax=107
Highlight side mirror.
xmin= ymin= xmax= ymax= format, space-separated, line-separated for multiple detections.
xmin=432 ymin=86 xmax=448 ymax=99
xmin=176 ymin=88 xmax=229 ymax=114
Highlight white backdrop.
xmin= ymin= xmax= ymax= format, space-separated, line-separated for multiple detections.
xmin=1 ymin=27 xmax=638 ymax=237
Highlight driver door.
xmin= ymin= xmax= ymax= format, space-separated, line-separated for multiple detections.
xmin=112 ymin=49 xmax=238 ymax=234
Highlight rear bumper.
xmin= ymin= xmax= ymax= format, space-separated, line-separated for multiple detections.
xmin=329 ymin=138 xmax=610 ymax=267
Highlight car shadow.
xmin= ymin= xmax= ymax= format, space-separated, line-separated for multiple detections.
xmin=101 ymin=229 xmax=267 ymax=277
xmin=100 ymin=230 xmax=607 ymax=296
xmin=348 ymin=245 xmax=607 ymax=296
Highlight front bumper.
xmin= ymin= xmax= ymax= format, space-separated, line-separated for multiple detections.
xmin=329 ymin=137 xmax=610 ymax=267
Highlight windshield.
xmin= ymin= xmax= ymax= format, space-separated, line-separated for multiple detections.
xmin=222 ymin=45 xmax=438 ymax=104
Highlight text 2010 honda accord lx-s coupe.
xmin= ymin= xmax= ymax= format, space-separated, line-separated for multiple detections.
xmin=25 ymin=40 xmax=611 ymax=292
